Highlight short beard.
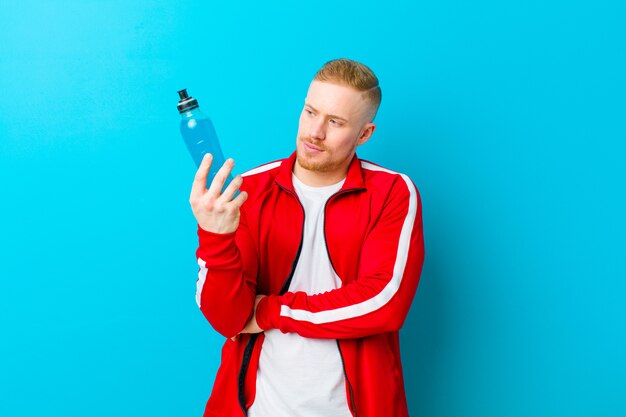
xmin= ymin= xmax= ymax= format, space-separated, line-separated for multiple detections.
xmin=297 ymin=153 xmax=334 ymax=172
xmin=296 ymin=138 xmax=335 ymax=172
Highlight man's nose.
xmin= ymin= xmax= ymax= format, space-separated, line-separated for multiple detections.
xmin=309 ymin=118 xmax=326 ymax=140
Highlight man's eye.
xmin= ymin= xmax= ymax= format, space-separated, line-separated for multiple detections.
xmin=330 ymin=119 xmax=341 ymax=126
xmin=305 ymin=109 xmax=313 ymax=115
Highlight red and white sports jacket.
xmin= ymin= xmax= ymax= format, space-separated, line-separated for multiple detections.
xmin=195 ymin=152 xmax=425 ymax=417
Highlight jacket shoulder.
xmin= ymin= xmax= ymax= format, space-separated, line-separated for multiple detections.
xmin=359 ymin=159 xmax=420 ymax=199
xmin=239 ymin=158 xmax=284 ymax=199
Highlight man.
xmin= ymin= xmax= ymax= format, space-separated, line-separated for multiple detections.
xmin=189 ymin=58 xmax=425 ymax=417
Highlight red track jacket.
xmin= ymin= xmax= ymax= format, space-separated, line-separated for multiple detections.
xmin=195 ymin=152 xmax=425 ymax=417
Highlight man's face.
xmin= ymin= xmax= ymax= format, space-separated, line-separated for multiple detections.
xmin=295 ymin=80 xmax=375 ymax=177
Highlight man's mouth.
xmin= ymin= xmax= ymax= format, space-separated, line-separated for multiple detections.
xmin=303 ymin=141 xmax=324 ymax=152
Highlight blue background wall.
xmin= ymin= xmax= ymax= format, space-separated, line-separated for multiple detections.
xmin=1 ymin=1 xmax=624 ymax=416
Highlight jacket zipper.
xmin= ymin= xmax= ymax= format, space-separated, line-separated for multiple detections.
xmin=237 ymin=182 xmax=306 ymax=416
xmin=337 ymin=340 xmax=358 ymax=417
xmin=238 ymin=334 xmax=259 ymax=416
xmin=324 ymin=188 xmax=364 ymax=417
xmin=274 ymin=182 xmax=307 ymax=295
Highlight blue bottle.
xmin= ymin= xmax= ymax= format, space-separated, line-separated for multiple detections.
xmin=177 ymin=89 xmax=232 ymax=188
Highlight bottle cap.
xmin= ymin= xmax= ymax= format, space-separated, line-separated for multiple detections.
xmin=177 ymin=89 xmax=199 ymax=113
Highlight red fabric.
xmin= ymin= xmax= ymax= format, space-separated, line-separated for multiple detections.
xmin=196 ymin=152 xmax=425 ymax=417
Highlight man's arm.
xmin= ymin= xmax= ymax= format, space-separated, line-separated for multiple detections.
xmin=190 ymin=154 xmax=257 ymax=339
xmin=253 ymin=174 xmax=425 ymax=339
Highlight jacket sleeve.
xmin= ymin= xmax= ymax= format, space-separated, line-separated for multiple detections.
xmin=255 ymin=175 xmax=425 ymax=339
xmin=195 ymin=205 xmax=258 ymax=339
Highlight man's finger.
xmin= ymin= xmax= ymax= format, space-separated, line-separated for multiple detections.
xmin=230 ymin=190 xmax=248 ymax=209
xmin=219 ymin=175 xmax=243 ymax=203
xmin=207 ymin=158 xmax=234 ymax=198
xmin=231 ymin=335 xmax=239 ymax=342
xmin=190 ymin=153 xmax=213 ymax=200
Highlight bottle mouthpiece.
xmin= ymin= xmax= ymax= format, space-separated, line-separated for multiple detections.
xmin=177 ymin=88 xmax=199 ymax=113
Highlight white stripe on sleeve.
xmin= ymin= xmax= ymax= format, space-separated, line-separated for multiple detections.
xmin=196 ymin=258 xmax=208 ymax=308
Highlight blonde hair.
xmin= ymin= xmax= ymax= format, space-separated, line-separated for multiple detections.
xmin=314 ymin=58 xmax=382 ymax=121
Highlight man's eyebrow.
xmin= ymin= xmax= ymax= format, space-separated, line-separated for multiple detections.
xmin=305 ymin=103 xmax=349 ymax=122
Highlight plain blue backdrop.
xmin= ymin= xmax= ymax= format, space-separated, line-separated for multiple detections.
xmin=1 ymin=1 xmax=624 ymax=416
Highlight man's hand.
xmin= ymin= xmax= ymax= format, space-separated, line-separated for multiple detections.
xmin=231 ymin=295 xmax=266 ymax=341
xmin=189 ymin=154 xmax=248 ymax=234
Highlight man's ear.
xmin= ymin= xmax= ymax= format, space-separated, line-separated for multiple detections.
xmin=357 ymin=122 xmax=376 ymax=146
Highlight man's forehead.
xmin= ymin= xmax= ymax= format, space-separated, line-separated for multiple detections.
xmin=305 ymin=81 xmax=367 ymax=117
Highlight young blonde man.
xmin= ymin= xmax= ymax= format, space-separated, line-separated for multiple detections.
xmin=190 ymin=58 xmax=425 ymax=417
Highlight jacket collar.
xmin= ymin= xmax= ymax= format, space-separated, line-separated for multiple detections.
xmin=275 ymin=151 xmax=366 ymax=193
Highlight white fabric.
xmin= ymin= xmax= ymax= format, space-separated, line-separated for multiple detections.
xmin=248 ymin=174 xmax=352 ymax=417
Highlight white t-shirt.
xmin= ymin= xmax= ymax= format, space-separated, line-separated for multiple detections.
xmin=248 ymin=174 xmax=353 ymax=417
